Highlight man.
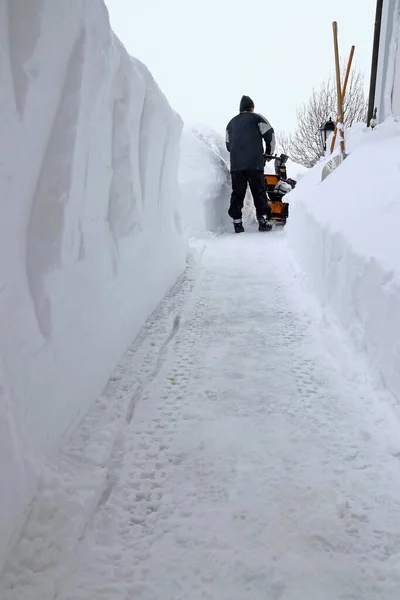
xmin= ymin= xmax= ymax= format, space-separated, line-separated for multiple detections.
xmin=225 ymin=95 xmax=276 ymax=233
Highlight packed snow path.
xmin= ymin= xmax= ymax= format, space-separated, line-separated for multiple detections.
xmin=3 ymin=231 xmax=400 ymax=600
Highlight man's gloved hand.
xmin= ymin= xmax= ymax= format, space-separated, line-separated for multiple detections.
xmin=263 ymin=154 xmax=272 ymax=163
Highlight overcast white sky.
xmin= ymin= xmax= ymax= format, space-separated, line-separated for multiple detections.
xmin=105 ymin=0 xmax=377 ymax=136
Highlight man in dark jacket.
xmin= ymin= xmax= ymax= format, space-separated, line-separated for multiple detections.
xmin=226 ymin=95 xmax=276 ymax=233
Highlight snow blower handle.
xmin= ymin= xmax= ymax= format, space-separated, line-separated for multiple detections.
xmin=264 ymin=154 xmax=276 ymax=163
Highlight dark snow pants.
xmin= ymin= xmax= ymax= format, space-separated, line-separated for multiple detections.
xmin=228 ymin=170 xmax=271 ymax=222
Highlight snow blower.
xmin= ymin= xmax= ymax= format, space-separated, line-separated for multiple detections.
xmin=264 ymin=153 xmax=296 ymax=225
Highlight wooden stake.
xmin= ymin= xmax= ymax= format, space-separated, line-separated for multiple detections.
xmin=332 ymin=22 xmax=346 ymax=156
xmin=330 ymin=45 xmax=355 ymax=153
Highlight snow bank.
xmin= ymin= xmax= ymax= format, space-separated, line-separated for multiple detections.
xmin=0 ymin=0 xmax=186 ymax=570
xmin=179 ymin=125 xmax=231 ymax=235
xmin=286 ymin=119 xmax=400 ymax=404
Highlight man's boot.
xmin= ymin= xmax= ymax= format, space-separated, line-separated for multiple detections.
xmin=258 ymin=216 xmax=272 ymax=232
xmin=233 ymin=220 xmax=244 ymax=233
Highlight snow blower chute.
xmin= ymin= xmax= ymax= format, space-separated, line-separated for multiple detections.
xmin=264 ymin=154 xmax=296 ymax=225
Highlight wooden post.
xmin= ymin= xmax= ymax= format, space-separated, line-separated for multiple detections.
xmin=332 ymin=22 xmax=346 ymax=157
xmin=330 ymin=45 xmax=355 ymax=153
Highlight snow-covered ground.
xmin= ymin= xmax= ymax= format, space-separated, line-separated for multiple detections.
xmin=0 ymin=0 xmax=186 ymax=569
xmin=2 ymin=231 xmax=400 ymax=600
xmin=286 ymin=119 xmax=400 ymax=406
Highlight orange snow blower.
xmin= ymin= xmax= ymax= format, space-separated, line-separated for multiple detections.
xmin=264 ymin=154 xmax=296 ymax=225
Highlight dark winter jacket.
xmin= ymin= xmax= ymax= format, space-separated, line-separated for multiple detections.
xmin=226 ymin=98 xmax=275 ymax=171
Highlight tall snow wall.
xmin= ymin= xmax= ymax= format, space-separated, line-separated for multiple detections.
xmin=179 ymin=124 xmax=232 ymax=235
xmin=286 ymin=121 xmax=400 ymax=410
xmin=0 ymin=0 xmax=186 ymax=570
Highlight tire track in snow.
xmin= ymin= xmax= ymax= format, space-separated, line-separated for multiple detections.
xmin=0 ymin=252 xmax=200 ymax=600
xmin=74 ymin=262 xmax=198 ymax=535
xmin=56 ymin=257 xmax=210 ymax=600
xmin=99 ymin=312 xmax=183 ymax=509
xmin=124 ymin=312 xmax=182 ymax=426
